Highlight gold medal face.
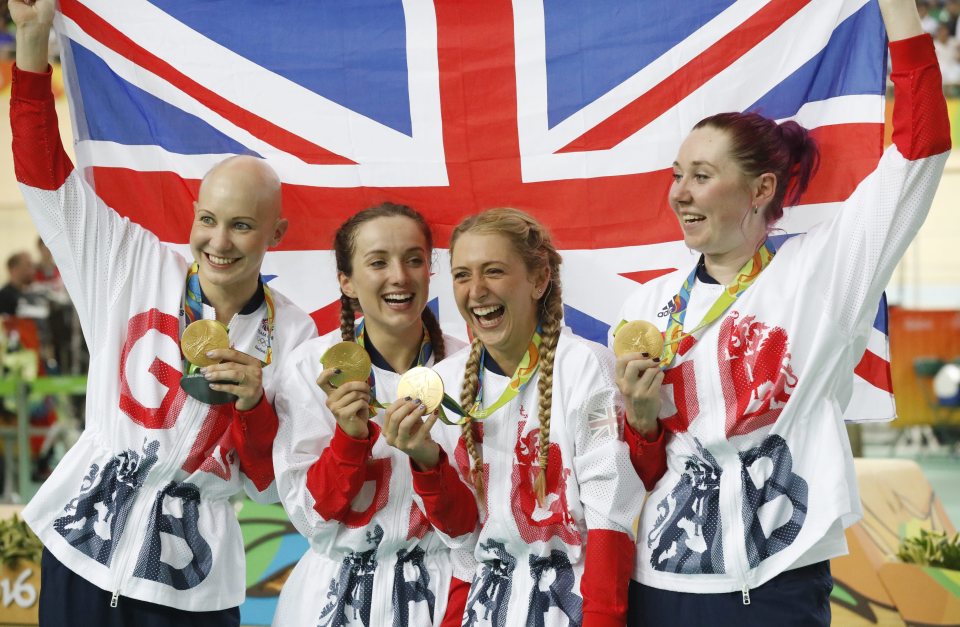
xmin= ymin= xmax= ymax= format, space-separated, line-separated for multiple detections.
xmin=613 ymin=320 xmax=665 ymax=358
xmin=181 ymin=319 xmax=230 ymax=367
xmin=321 ymin=342 xmax=372 ymax=387
xmin=396 ymin=366 xmax=444 ymax=413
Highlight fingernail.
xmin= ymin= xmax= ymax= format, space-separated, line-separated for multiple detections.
xmin=334 ymin=368 xmax=342 ymax=375
xmin=206 ymin=351 xmax=215 ymax=357
xmin=641 ymin=353 xmax=649 ymax=358
xmin=203 ymin=373 xmax=213 ymax=380
xmin=199 ymin=367 xmax=207 ymax=374
xmin=653 ymin=358 xmax=661 ymax=363
xmin=414 ymin=398 xmax=422 ymax=406
xmin=404 ymin=396 xmax=412 ymax=401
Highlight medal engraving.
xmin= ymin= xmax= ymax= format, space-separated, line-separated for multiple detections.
xmin=396 ymin=366 xmax=444 ymax=413
xmin=321 ymin=342 xmax=373 ymax=387
xmin=613 ymin=320 xmax=665 ymax=358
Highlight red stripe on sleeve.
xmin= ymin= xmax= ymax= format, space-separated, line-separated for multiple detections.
xmin=440 ymin=577 xmax=470 ymax=627
xmin=624 ymin=420 xmax=668 ymax=491
xmin=410 ymin=449 xmax=479 ymax=538
xmin=889 ymin=34 xmax=952 ymax=159
xmin=10 ymin=65 xmax=74 ymax=190
xmin=306 ymin=422 xmax=380 ymax=521
xmin=230 ymin=395 xmax=280 ymax=492
xmin=582 ymin=528 xmax=635 ymax=627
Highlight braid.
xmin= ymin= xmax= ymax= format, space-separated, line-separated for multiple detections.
xmin=532 ymin=278 xmax=563 ymax=506
xmin=339 ymin=294 xmax=357 ymax=342
xmin=460 ymin=338 xmax=485 ymax=504
xmin=449 ymin=207 xmax=564 ymax=508
xmin=421 ymin=306 xmax=447 ymax=361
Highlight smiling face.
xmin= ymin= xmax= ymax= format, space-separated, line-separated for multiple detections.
xmin=670 ymin=126 xmax=769 ymax=262
xmin=338 ymin=216 xmax=431 ymax=338
xmin=189 ymin=157 xmax=286 ymax=303
xmin=451 ymin=232 xmax=548 ymax=369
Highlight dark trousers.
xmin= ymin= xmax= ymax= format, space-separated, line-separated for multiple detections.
xmin=627 ymin=561 xmax=833 ymax=627
xmin=39 ymin=548 xmax=240 ymax=627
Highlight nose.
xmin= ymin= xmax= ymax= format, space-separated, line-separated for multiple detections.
xmin=465 ymin=275 xmax=489 ymax=302
xmin=386 ymin=259 xmax=408 ymax=285
xmin=669 ymin=176 xmax=690 ymax=206
xmin=209 ymin=224 xmax=232 ymax=252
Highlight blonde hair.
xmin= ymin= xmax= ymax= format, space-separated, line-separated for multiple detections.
xmin=449 ymin=208 xmax=563 ymax=506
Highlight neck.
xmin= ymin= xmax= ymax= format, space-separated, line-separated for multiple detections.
xmin=364 ymin=318 xmax=423 ymax=374
xmin=703 ymin=238 xmax=765 ymax=286
xmin=202 ymin=279 xmax=258 ymax=325
xmin=486 ymin=318 xmax=538 ymax=375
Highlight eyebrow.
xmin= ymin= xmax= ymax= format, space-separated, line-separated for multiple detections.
xmin=363 ymin=247 xmax=427 ymax=256
xmin=672 ymin=160 xmax=716 ymax=168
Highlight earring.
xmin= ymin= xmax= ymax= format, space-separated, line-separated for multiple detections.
xmin=753 ymin=205 xmax=759 ymax=214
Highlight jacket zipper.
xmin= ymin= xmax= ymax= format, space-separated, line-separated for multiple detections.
xmin=107 ymin=400 xmax=206 ymax=607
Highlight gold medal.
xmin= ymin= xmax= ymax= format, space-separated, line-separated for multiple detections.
xmin=613 ymin=320 xmax=664 ymax=358
xmin=396 ymin=366 xmax=444 ymax=413
xmin=321 ymin=342 xmax=372 ymax=387
xmin=181 ymin=319 xmax=230 ymax=367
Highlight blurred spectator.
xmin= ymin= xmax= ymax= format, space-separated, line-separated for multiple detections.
xmin=920 ymin=1 xmax=942 ymax=35
xmin=933 ymin=22 xmax=960 ymax=94
xmin=941 ymin=0 xmax=960 ymax=36
xmin=0 ymin=251 xmax=36 ymax=317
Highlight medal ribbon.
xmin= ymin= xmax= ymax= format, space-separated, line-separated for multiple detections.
xmin=355 ymin=319 xmax=432 ymax=411
xmin=660 ymin=240 xmax=776 ymax=368
xmin=182 ymin=262 xmax=276 ymax=366
xmin=436 ymin=329 xmax=543 ymax=425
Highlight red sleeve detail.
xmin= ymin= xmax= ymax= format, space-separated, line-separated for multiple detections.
xmin=440 ymin=577 xmax=470 ymax=627
xmin=889 ymin=34 xmax=952 ymax=159
xmin=11 ymin=65 xmax=74 ymax=190
xmin=230 ymin=395 xmax=280 ymax=492
xmin=623 ymin=420 xmax=667 ymax=491
xmin=410 ymin=448 xmax=479 ymax=537
xmin=581 ymin=529 xmax=635 ymax=627
xmin=306 ymin=422 xmax=380 ymax=521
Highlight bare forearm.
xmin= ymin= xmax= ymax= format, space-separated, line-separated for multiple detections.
xmin=15 ymin=22 xmax=50 ymax=73
xmin=877 ymin=0 xmax=923 ymax=42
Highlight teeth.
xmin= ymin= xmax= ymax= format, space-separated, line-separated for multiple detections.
xmin=208 ymin=254 xmax=237 ymax=265
xmin=683 ymin=215 xmax=705 ymax=224
xmin=472 ymin=305 xmax=502 ymax=316
xmin=383 ymin=293 xmax=413 ymax=303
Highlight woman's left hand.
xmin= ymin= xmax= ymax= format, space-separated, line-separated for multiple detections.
xmin=382 ymin=397 xmax=441 ymax=470
xmin=203 ymin=348 xmax=265 ymax=411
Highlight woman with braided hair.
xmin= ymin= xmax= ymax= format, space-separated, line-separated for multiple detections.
xmin=271 ymin=202 xmax=476 ymax=626
xmin=389 ymin=208 xmax=658 ymax=627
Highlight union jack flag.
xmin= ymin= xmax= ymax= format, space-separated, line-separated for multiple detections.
xmin=52 ymin=0 xmax=893 ymax=422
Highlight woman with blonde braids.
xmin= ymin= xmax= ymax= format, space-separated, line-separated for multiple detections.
xmin=271 ymin=202 xmax=477 ymax=626
xmin=388 ymin=208 xmax=658 ymax=627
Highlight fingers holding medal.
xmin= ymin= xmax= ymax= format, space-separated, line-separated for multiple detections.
xmin=613 ymin=320 xmax=664 ymax=437
xmin=318 ymin=342 xmax=374 ymax=437
xmin=180 ymin=320 xmax=238 ymax=405
xmin=383 ymin=367 xmax=444 ymax=469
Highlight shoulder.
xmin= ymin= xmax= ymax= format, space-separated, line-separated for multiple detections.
xmin=269 ymin=287 xmax=318 ymax=343
xmin=434 ymin=342 xmax=473 ymax=381
xmin=555 ymin=332 xmax=615 ymax=380
xmin=285 ymin=329 xmax=342 ymax=373
xmin=618 ymin=267 xmax=689 ymax=322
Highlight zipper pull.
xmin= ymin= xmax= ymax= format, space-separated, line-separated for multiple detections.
xmin=741 ymin=584 xmax=751 ymax=606
xmin=110 ymin=590 xmax=120 ymax=608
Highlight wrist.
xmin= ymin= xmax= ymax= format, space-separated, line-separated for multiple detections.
xmin=411 ymin=442 xmax=440 ymax=471
xmin=340 ymin=420 xmax=369 ymax=440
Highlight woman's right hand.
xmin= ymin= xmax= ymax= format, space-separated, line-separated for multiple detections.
xmin=615 ymin=352 xmax=663 ymax=439
xmin=317 ymin=369 xmax=372 ymax=439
